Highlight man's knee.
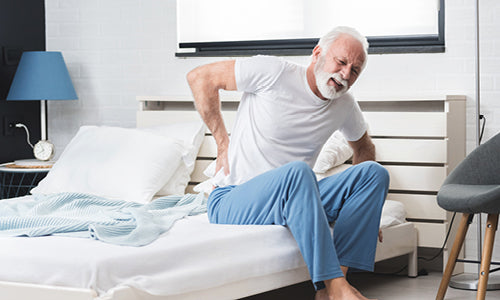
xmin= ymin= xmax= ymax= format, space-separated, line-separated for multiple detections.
xmin=283 ymin=161 xmax=312 ymax=173
xmin=281 ymin=161 xmax=317 ymax=184
xmin=356 ymin=161 xmax=390 ymax=189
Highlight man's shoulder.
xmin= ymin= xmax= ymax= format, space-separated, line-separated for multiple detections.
xmin=236 ymin=56 xmax=297 ymax=86
xmin=246 ymin=55 xmax=285 ymax=63
xmin=235 ymin=55 xmax=307 ymax=93
xmin=332 ymin=92 xmax=355 ymax=105
xmin=240 ymin=55 xmax=302 ymax=72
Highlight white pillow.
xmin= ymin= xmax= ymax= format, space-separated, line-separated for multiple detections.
xmin=142 ymin=121 xmax=206 ymax=196
xmin=31 ymin=126 xmax=187 ymax=203
xmin=380 ymin=200 xmax=407 ymax=229
xmin=313 ymin=131 xmax=353 ymax=174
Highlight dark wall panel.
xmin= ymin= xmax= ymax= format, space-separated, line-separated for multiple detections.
xmin=0 ymin=0 xmax=45 ymax=163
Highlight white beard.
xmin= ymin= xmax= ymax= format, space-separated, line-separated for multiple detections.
xmin=314 ymin=56 xmax=349 ymax=100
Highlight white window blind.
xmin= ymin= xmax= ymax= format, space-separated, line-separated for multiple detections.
xmin=177 ymin=0 xmax=443 ymax=56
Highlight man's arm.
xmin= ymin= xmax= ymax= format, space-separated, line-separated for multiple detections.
xmin=186 ymin=60 xmax=237 ymax=175
xmin=348 ymin=131 xmax=375 ymax=164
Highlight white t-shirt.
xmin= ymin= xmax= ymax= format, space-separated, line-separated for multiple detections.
xmin=211 ymin=55 xmax=367 ymax=187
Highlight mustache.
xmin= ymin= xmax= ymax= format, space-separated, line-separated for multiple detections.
xmin=329 ymin=73 xmax=348 ymax=89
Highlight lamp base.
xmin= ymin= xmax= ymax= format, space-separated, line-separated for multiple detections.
xmin=450 ymin=273 xmax=500 ymax=291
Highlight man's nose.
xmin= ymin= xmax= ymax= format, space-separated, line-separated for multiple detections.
xmin=340 ymin=66 xmax=351 ymax=80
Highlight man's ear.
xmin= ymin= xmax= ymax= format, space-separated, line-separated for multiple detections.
xmin=311 ymin=45 xmax=322 ymax=63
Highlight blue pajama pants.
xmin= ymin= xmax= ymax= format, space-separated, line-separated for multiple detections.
xmin=207 ymin=161 xmax=389 ymax=289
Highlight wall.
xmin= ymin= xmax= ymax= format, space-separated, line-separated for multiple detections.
xmin=45 ymin=0 xmax=500 ymax=272
xmin=0 ymin=0 xmax=45 ymax=162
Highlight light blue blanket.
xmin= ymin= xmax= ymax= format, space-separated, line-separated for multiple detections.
xmin=0 ymin=192 xmax=207 ymax=246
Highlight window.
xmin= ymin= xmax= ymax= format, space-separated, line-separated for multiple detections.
xmin=176 ymin=0 xmax=444 ymax=57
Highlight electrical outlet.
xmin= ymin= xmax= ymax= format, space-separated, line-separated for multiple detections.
xmin=3 ymin=115 xmax=24 ymax=136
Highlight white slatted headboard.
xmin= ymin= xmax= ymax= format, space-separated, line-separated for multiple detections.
xmin=136 ymin=94 xmax=466 ymax=270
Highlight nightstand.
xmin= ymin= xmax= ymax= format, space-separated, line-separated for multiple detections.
xmin=0 ymin=162 xmax=51 ymax=199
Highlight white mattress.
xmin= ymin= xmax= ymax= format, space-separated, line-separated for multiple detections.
xmin=0 ymin=195 xmax=407 ymax=298
xmin=0 ymin=196 xmax=305 ymax=297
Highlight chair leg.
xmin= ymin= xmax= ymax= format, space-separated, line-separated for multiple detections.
xmin=436 ymin=213 xmax=471 ymax=300
xmin=476 ymin=214 xmax=499 ymax=300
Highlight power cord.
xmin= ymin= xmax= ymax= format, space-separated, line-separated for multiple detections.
xmin=409 ymin=115 xmax=486 ymax=273
xmin=419 ymin=212 xmax=456 ymax=262
xmin=479 ymin=114 xmax=486 ymax=144
xmin=374 ymin=114 xmax=486 ymax=277
xmin=15 ymin=123 xmax=34 ymax=149
xmin=374 ymin=212 xmax=457 ymax=277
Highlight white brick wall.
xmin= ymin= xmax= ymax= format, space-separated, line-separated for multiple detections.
xmin=46 ymin=0 xmax=500 ymax=272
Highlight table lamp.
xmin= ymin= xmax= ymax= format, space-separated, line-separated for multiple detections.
xmin=6 ymin=51 xmax=77 ymax=165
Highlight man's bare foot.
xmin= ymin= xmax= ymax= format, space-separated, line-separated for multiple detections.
xmin=348 ymin=284 xmax=376 ymax=300
xmin=315 ymin=288 xmax=329 ymax=300
xmin=324 ymin=277 xmax=377 ymax=300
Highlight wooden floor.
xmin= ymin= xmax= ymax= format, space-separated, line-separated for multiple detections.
xmin=350 ymin=272 xmax=500 ymax=300
xmin=243 ymin=272 xmax=500 ymax=300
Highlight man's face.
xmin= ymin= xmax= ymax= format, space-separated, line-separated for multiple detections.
xmin=314 ymin=34 xmax=366 ymax=100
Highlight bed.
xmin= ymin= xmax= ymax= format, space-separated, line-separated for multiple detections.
xmin=137 ymin=94 xmax=466 ymax=271
xmin=0 ymin=94 xmax=466 ymax=300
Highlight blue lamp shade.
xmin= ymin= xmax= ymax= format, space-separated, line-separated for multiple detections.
xmin=7 ymin=51 xmax=77 ymax=101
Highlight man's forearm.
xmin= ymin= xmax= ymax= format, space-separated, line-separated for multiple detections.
xmin=351 ymin=143 xmax=375 ymax=164
xmin=349 ymin=132 xmax=376 ymax=165
xmin=188 ymin=73 xmax=229 ymax=149
xmin=187 ymin=61 xmax=236 ymax=174
xmin=193 ymin=91 xmax=230 ymax=174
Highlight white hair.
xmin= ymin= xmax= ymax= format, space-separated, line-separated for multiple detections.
xmin=317 ymin=26 xmax=369 ymax=70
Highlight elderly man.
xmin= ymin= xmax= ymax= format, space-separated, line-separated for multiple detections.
xmin=187 ymin=26 xmax=388 ymax=300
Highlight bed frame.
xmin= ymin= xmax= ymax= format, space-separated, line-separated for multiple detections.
xmin=0 ymin=94 xmax=465 ymax=300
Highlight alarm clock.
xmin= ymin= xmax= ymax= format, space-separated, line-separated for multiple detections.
xmin=33 ymin=140 xmax=55 ymax=161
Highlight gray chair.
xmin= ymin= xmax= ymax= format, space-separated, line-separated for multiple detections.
xmin=436 ymin=132 xmax=500 ymax=300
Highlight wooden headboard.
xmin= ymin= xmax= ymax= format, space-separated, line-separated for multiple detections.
xmin=137 ymin=94 xmax=466 ymax=267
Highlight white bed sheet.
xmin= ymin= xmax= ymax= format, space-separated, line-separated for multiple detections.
xmin=0 ymin=196 xmax=305 ymax=297
xmin=0 ymin=194 xmax=408 ymax=298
